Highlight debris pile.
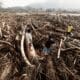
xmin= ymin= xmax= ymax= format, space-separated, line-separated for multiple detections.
xmin=0 ymin=13 xmax=80 ymax=80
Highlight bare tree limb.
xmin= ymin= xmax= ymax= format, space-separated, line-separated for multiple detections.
xmin=20 ymin=32 xmax=33 ymax=67
xmin=0 ymin=27 xmax=2 ymax=37
xmin=57 ymin=39 xmax=63 ymax=59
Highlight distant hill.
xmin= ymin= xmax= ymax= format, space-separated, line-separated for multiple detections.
xmin=0 ymin=2 xmax=80 ymax=13
xmin=28 ymin=2 xmax=60 ymax=9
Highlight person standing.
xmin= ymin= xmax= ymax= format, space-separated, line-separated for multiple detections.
xmin=67 ymin=23 xmax=74 ymax=37
xmin=42 ymin=35 xmax=55 ymax=55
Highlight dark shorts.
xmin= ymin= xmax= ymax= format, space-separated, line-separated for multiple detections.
xmin=66 ymin=32 xmax=71 ymax=35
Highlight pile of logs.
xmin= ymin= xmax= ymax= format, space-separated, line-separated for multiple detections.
xmin=0 ymin=13 xmax=80 ymax=80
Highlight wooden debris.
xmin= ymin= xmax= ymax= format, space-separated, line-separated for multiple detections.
xmin=0 ymin=13 xmax=80 ymax=80
xmin=20 ymin=31 xmax=33 ymax=67
xmin=57 ymin=39 xmax=63 ymax=59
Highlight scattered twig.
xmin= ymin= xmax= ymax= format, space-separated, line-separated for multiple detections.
xmin=0 ymin=40 xmax=14 ymax=49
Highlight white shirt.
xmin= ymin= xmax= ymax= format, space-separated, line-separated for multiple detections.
xmin=25 ymin=32 xmax=32 ymax=44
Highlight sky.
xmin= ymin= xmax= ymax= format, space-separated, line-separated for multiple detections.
xmin=0 ymin=0 xmax=80 ymax=9
xmin=1 ymin=0 xmax=46 ymax=7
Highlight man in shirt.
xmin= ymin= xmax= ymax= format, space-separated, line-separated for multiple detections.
xmin=67 ymin=23 xmax=73 ymax=37
xmin=42 ymin=35 xmax=55 ymax=55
